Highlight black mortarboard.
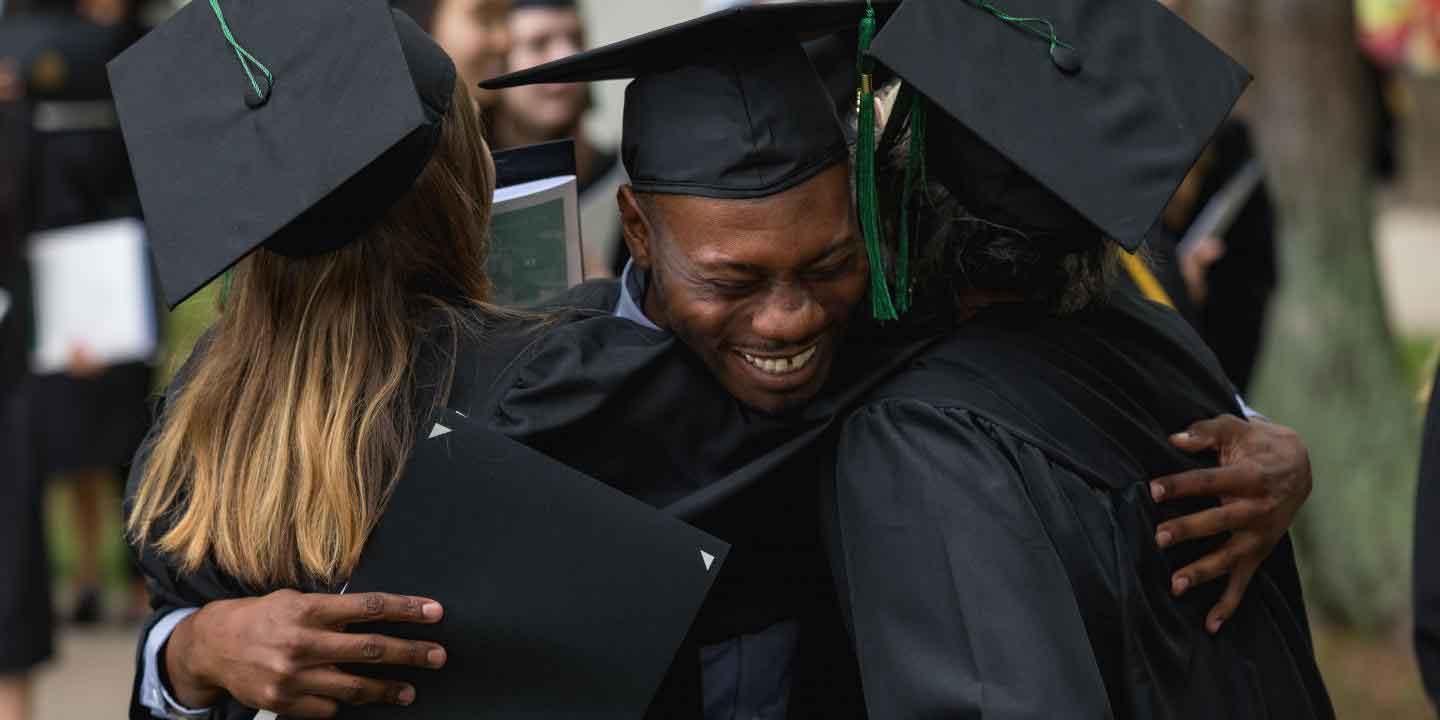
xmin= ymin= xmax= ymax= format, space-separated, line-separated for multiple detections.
xmin=480 ymin=2 xmax=894 ymax=200
xmin=108 ymin=0 xmax=456 ymax=308
xmin=870 ymin=0 xmax=1251 ymax=251
xmin=343 ymin=410 xmax=729 ymax=718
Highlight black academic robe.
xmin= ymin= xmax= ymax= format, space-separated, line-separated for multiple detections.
xmin=1414 ymin=363 xmax=1440 ymax=707
xmin=128 ymin=280 xmax=930 ymax=719
xmin=823 ymin=290 xmax=1333 ymax=719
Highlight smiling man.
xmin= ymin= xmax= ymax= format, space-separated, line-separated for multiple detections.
xmin=616 ymin=166 xmax=864 ymax=413
xmin=476 ymin=3 xmax=1322 ymax=718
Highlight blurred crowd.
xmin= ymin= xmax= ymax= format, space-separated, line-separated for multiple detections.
xmin=0 ymin=0 xmax=1436 ymax=719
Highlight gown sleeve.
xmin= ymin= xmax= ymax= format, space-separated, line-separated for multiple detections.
xmin=826 ymin=398 xmax=1113 ymax=719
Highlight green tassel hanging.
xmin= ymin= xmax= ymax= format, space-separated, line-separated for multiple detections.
xmin=855 ymin=3 xmax=898 ymax=322
xmin=894 ymin=89 xmax=926 ymax=314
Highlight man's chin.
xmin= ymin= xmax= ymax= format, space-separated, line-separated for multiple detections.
xmin=726 ymin=380 xmax=826 ymax=416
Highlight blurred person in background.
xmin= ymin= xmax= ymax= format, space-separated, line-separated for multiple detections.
xmin=391 ymin=0 xmax=511 ymax=126
xmin=1151 ymin=0 xmax=1278 ymax=394
xmin=0 ymin=5 xmax=50 ymax=717
xmin=1415 ymin=353 xmax=1440 ymax=710
xmin=493 ymin=0 xmax=626 ymax=279
xmin=8 ymin=0 xmax=152 ymax=627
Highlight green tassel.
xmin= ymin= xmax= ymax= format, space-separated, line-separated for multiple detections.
xmin=855 ymin=3 xmax=897 ymax=322
xmin=894 ymin=90 xmax=926 ymax=314
xmin=220 ymin=269 xmax=234 ymax=306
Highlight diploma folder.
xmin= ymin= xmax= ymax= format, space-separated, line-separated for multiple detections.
xmin=341 ymin=411 xmax=729 ymax=719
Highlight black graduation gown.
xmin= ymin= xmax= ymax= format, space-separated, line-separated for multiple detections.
xmin=18 ymin=15 xmax=153 ymax=475
xmin=127 ymin=280 xmax=932 ymax=719
xmin=1414 ymin=363 xmax=1440 ymax=706
xmin=823 ymin=291 xmax=1333 ymax=719
xmin=0 ymin=53 xmax=51 ymax=676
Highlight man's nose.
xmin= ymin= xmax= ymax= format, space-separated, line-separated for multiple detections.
xmin=750 ymin=284 xmax=825 ymax=347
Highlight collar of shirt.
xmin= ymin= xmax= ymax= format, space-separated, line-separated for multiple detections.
xmin=613 ymin=260 xmax=664 ymax=332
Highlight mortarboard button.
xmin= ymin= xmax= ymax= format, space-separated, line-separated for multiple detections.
xmin=1050 ymin=44 xmax=1082 ymax=75
xmin=243 ymin=78 xmax=271 ymax=109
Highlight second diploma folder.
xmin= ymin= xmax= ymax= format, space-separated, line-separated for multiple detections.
xmin=342 ymin=410 xmax=730 ymax=718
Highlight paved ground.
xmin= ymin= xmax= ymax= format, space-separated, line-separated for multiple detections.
xmin=32 ymin=624 xmax=138 ymax=720
xmin=1377 ymin=200 xmax=1440 ymax=336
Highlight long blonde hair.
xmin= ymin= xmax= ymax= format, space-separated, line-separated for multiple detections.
xmin=127 ymin=82 xmax=498 ymax=589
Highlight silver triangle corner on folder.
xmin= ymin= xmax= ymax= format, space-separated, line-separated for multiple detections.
xmin=701 ymin=549 xmax=716 ymax=572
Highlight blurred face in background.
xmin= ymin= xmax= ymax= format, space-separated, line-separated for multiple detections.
xmin=500 ymin=5 xmax=588 ymax=137
xmin=432 ymin=0 xmax=512 ymax=106
xmin=77 ymin=0 xmax=129 ymax=25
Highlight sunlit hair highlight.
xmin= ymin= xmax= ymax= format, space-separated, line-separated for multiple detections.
xmin=127 ymin=80 xmax=498 ymax=589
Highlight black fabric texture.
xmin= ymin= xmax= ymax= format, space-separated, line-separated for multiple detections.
xmin=126 ymin=281 xmax=931 ymax=719
xmin=824 ymin=290 xmax=1333 ymax=719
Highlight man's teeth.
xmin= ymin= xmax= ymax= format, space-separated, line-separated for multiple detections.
xmin=740 ymin=346 xmax=818 ymax=376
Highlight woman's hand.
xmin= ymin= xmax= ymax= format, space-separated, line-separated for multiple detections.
xmin=1149 ymin=415 xmax=1312 ymax=634
xmin=166 ymin=590 xmax=448 ymax=718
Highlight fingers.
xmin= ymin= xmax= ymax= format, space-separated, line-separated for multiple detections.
xmin=1155 ymin=501 xmax=1263 ymax=549
xmin=1169 ymin=414 xmax=1246 ymax=452
xmin=301 ymin=592 xmax=443 ymax=628
xmin=293 ymin=667 xmax=417 ymax=707
xmin=1150 ymin=462 xmax=1261 ymax=503
xmin=1167 ymin=532 xmax=1263 ymax=596
xmin=1205 ymin=560 xmax=1260 ymax=634
xmin=300 ymin=629 xmax=447 ymax=669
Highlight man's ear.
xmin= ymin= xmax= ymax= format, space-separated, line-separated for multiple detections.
xmin=618 ymin=185 xmax=655 ymax=271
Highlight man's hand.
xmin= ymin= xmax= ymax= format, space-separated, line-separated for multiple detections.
xmin=1180 ymin=234 xmax=1226 ymax=305
xmin=66 ymin=345 xmax=107 ymax=379
xmin=1148 ymin=415 xmax=1311 ymax=634
xmin=166 ymin=590 xmax=448 ymax=718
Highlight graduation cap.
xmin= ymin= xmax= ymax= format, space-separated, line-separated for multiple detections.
xmin=481 ymin=1 xmax=898 ymax=202
xmin=107 ymin=0 xmax=457 ymax=308
xmin=342 ymin=410 xmax=729 ymax=718
xmin=869 ymin=0 xmax=1251 ymax=256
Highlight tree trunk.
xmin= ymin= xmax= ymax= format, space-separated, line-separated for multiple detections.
xmin=1191 ymin=0 xmax=1420 ymax=629
xmin=1400 ymin=74 xmax=1440 ymax=204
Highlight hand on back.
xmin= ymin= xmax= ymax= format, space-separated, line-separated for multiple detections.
xmin=1149 ymin=414 xmax=1312 ymax=634
xmin=166 ymin=590 xmax=447 ymax=718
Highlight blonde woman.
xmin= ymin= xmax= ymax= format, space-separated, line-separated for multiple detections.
xmin=114 ymin=4 xmax=518 ymax=718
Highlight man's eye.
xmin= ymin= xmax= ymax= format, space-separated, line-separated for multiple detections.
xmin=707 ymin=279 xmax=756 ymax=295
xmin=805 ymin=258 xmax=854 ymax=281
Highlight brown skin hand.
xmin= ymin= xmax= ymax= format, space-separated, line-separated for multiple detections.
xmin=165 ymin=591 xmax=448 ymax=718
xmin=617 ymin=163 xmax=868 ymax=415
xmin=1150 ymin=415 xmax=1313 ymax=634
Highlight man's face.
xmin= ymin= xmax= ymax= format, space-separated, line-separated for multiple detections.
xmin=621 ymin=164 xmax=868 ymax=414
xmin=499 ymin=7 xmax=588 ymax=137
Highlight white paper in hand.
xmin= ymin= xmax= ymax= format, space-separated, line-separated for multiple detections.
xmin=28 ymin=218 xmax=156 ymax=374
